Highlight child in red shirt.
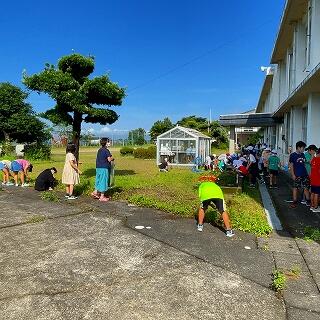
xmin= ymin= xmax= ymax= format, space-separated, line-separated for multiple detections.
xmin=310 ymin=149 xmax=320 ymax=212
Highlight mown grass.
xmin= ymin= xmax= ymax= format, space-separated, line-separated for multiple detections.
xmin=18 ymin=146 xmax=271 ymax=236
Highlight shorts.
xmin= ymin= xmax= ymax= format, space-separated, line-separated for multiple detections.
xmin=11 ymin=161 xmax=23 ymax=172
xmin=269 ymin=169 xmax=278 ymax=176
xmin=293 ymin=176 xmax=310 ymax=189
xmin=201 ymin=198 xmax=226 ymax=214
xmin=311 ymin=186 xmax=320 ymax=195
xmin=0 ymin=163 xmax=4 ymax=170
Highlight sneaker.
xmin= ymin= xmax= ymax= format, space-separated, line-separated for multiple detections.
xmin=6 ymin=182 xmax=14 ymax=186
xmin=226 ymin=229 xmax=235 ymax=237
xmin=15 ymin=184 xmax=19 ymax=187
xmin=269 ymin=185 xmax=274 ymax=189
xmin=249 ymin=184 xmax=255 ymax=188
xmin=311 ymin=207 xmax=320 ymax=213
xmin=306 ymin=201 xmax=311 ymax=207
xmin=21 ymin=183 xmax=30 ymax=187
xmin=65 ymin=194 xmax=70 ymax=198
xmin=1 ymin=182 xmax=6 ymax=186
xmin=285 ymin=199 xmax=294 ymax=203
xmin=273 ymin=185 xmax=278 ymax=189
xmin=197 ymin=224 xmax=204 ymax=232
xmin=301 ymin=200 xmax=307 ymax=205
xmin=67 ymin=195 xmax=78 ymax=200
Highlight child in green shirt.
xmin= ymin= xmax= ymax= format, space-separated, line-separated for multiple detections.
xmin=267 ymin=150 xmax=281 ymax=188
xmin=197 ymin=175 xmax=234 ymax=237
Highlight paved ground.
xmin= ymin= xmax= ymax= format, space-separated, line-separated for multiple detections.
xmin=0 ymin=186 xmax=286 ymax=320
xmin=260 ymin=172 xmax=320 ymax=319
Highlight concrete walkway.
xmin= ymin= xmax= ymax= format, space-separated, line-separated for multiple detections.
xmin=0 ymin=186 xmax=285 ymax=320
xmin=260 ymin=172 xmax=320 ymax=319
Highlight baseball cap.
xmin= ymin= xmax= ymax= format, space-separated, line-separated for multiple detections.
xmin=265 ymin=147 xmax=271 ymax=151
xmin=271 ymin=149 xmax=277 ymax=154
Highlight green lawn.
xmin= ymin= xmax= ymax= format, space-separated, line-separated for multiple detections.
xmin=12 ymin=147 xmax=272 ymax=236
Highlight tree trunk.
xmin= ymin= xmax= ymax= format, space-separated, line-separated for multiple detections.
xmin=72 ymin=112 xmax=82 ymax=162
xmin=3 ymin=131 xmax=10 ymax=142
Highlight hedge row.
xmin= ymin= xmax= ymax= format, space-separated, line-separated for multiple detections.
xmin=120 ymin=146 xmax=156 ymax=159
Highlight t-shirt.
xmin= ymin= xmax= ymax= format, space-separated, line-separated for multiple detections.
xmin=268 ymin=155 xmax=280 ymax=171
xmin=96 ymin=147 xmax=112 ymax=169
xmin=16 ymin=159 xmax=30 ymax=170
xmin=289 ymin=152 xmax=308 ymax=177
xmin=238 ymin=165 xmax=249 ymax=176
xmin=310 ymin=157 xmax=320 ymax=186
xmin=249 ymin=154 xmax=256 ymax=163
xmin=1 ymin=160 xmax=11 ymax=169
xmin=198 ymin=182 xmax=224 ymax=202
xmin=304 ymin=152 xmax=313 ymax=176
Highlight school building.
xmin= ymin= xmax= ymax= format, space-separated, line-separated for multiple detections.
xmin=219 ymin=0 xmax=320 ymax=163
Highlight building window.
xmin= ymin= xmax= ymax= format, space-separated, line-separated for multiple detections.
xmin=285 ymin=112 xmax=291 ymax=152
xmin=302 ymin=107 xmax=308 ymax=142
xmin=305 ymin=3 xmax=312 ymax=68
xmin=288 ymin=50 xmax=294 ymax=92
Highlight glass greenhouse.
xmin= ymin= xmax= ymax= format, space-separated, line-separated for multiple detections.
xmin=156 ymin=125 xmax=212 ymax=166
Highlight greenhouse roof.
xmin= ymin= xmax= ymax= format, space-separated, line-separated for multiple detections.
xmin=157 ymin=125 xmax=211 ymax=139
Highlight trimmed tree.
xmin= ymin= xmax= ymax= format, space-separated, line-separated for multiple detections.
xmin=0 ymin=82 xmax=49 ymax=144
xmin=149 ymin=117 xmax=174 ymax=141
xmin=23 ymin=54 xmax=126 ymax=159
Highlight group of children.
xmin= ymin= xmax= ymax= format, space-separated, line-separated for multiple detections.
xmin=288 ymin=141 xmax=320 ymax=212
xmin=0 ymin=158 xmax=33 ymax=187
xmin=0 ymin=139 xmax=113 ymax=202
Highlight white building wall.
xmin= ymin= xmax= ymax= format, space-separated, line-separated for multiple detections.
xmin=291 ymin=106 xmax=303 ymax=146
xmin=294 ymin=17 xmax=307 ymax=85
xmin=307 ymin=93 xmax=320 ymax=145
xmin=271 ymin=66 xmax=280 ymax=112
xmin=310 ymin=0 xmax=320 ymax=69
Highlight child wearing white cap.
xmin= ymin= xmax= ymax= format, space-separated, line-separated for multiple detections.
xmin=267 ymin=149 xmax=281 ymax=188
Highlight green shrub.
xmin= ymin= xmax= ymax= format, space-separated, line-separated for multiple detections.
xmin=218 ymin=171 xmax=237 ymax=186
xmin=24 ymin=144 xmax=51 ymax=161
xmin=303 ymin=226 xmax=320 ymax=242
xmin=0 ymin=140 xmax=14 ymax=156
xmin=133 ymin=146 xmax=156 ymax=159
xmin=120 ymin=146 xmax=134 ymax=156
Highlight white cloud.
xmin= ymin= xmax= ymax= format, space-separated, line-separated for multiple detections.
xmin=100 ymin=127 xmax=111 ymax=133
xmin=87 ymin=128 xmax=95 ymax=134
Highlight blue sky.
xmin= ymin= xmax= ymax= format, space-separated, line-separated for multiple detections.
xmin=0 ymin=0 xmax=285 ymax=137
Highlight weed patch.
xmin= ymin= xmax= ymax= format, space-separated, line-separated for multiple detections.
xmin=285 ymin=265 xmax=301 ymax=279
xmin=41 ymin=191 xmax=60 ymax=202
xmin=271 ymin=269 xmax=286 ymax=293
xmin=26 ymin=215 xmax=46 ymax=224
xmin=303 ymin=226 xmax=320 ymax=242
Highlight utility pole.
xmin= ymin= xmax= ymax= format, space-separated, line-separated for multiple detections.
xmin=208 ymin=108 xmax=212 ymax=133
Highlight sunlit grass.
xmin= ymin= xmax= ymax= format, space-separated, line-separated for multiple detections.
xmin=26 ymin=146 xmax=271 ymax=236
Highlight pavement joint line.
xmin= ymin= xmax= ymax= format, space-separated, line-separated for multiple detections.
xmin=285 ymin=304 xmax=320 ymax=316
xmin=293 ymin=238 xmax=320 ymax=294
xmin=123 ymin=218 xmax=279 ymax=294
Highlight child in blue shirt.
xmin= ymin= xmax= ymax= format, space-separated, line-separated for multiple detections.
xmin=289 ymin=141 xmax=310 ymax=208
xmin=91 ymin=138 xmax=113 ymax=202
